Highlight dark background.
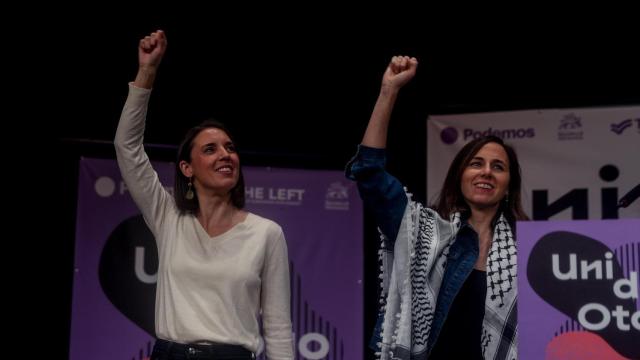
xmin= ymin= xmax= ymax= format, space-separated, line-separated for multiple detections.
xmin=51 ymin=11 xmax=638 ymax=359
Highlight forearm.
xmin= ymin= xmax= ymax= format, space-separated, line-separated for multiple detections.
xmin=114 ymin=85 xmax=169 ymax=234
xmin=133 ymin=66 xmax=158 ymax=89
xmin=115 ymin=85 xmax=151 ymax=152
xmin=361 ymin=86 xmax=399 ymax=148
xmin=262 ymin=234 xmax=294 ymax=359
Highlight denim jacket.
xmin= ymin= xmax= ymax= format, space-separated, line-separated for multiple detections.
xmin=346 ymin=145 xmax=480 ymax=354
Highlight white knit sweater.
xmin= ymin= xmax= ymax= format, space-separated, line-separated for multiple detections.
xmin=115 ymin=84 xmax=293 ymax=359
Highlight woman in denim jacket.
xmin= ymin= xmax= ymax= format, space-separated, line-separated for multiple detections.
xmin=346 ymin=56 xmax=528 ymax=360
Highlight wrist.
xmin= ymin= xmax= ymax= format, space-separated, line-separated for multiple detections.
xmin=134 ymin=67 xmax=158 ymax=89
xmin=137 ymin=65 xmax=158 ymax=75
xmin=379 ymin=83 xmax=400 ymax=98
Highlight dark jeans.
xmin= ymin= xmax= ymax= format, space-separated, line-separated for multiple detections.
xmin=150 ymin=339 xmax=255 ymax=360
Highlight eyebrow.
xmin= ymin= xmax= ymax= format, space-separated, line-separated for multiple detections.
xmin=471 ymin=156 xmax=507 ymax=165
xmin=201 ymin=140 xmax=234 ymax=147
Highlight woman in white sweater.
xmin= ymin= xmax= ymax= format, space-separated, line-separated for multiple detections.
xmin=115 ymin=29 xmax=293 ymax=360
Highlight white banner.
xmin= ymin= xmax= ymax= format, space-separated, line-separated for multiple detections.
xmin=427 ymin=107 xmax=640 ymax=220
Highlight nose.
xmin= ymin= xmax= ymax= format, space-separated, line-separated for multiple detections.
xmin=219 ymin=147 xmax=230 ymax=159
xmin=480 ymin=164 xmax=492 ymax=177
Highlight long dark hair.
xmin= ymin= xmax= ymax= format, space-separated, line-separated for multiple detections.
xmin=174 ymin=119 xmax=245 ymax=213
xmin=432 ymin=135 xmax=528 ymax=226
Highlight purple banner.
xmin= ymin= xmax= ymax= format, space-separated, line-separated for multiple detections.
xmin=70 ymin=158 xmax=363 ymax=360
xmin=518 ymin=220 xmax=640 ymax=360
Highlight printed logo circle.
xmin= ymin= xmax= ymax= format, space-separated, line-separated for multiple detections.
xmin=95 ymin=176 xmax=116 ymax=197
xmin=441 ymin=127 xmax=458 ymax=144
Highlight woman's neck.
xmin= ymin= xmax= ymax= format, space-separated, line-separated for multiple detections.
xmin=196 ymin=194 xmax=244 ymax=237
xmin=468 ymin=204 xmax=498 ymax=233
xmin=468 ymin=205 xmax=498 ymax=271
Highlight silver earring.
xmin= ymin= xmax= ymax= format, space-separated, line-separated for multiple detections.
xmin=186 ymin=178 xmax=194 ymax=200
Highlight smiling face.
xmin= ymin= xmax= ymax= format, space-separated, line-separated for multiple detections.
xmin=460 ymin=142 xmax=511 ymax=212
xmin=179 ymin=127 xmax=240 ymax=196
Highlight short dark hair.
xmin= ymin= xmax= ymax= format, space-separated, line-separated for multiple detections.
xmin=174 ymin=119 xmax=245 ymax=213
xmin=432 ymin=135 xmax=528 ymax=226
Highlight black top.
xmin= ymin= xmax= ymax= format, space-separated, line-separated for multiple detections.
xmin=429 ymin=268 xmax=487 ymax=360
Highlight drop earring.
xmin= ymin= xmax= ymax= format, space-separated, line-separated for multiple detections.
xmin=186 ymin=177 xmax=194 ymax=200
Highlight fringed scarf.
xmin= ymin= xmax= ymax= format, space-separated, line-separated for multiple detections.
xmin=377 ymin=195 xmax=518 ymax=360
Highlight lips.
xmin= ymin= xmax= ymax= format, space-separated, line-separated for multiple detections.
xmin=215 ymin=164 xmax=234 ymax=173
xmin=474 ymin=182 xmax=494 ymax=190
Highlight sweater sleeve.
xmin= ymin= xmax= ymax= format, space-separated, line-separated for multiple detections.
xmin=260 ymin=223 xmax=294 ymax=359
xmin=114 ymin=83 xmax=173 ymax=239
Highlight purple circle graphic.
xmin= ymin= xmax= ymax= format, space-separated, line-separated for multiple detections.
xmin=440 ymin=127 xmax=458 ymax=144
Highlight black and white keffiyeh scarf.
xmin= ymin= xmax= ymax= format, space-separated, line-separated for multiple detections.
xmin=376 ymin=195 xmax=518 ymax=360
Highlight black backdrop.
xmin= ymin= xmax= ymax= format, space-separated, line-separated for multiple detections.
xmin=51 ymin=11 xmax=639 ymax=359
